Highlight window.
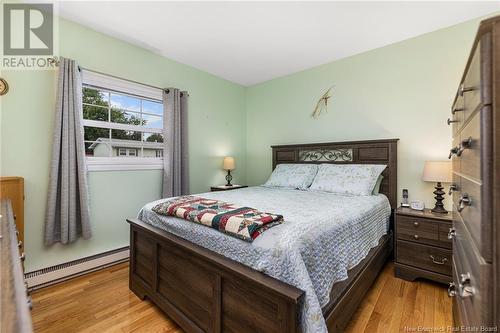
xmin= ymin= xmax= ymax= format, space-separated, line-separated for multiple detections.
xmin=81 ymin=70 xmax=164 ymax=171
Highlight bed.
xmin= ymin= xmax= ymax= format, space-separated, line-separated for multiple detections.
xmin=127 ymin=139 xmax=398 ymax=333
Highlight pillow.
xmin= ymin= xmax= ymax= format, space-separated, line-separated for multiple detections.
xmin=309 ymin=164 xmax=387 ymax=196
xmin=263 ymin=164 xmax=318 ymax=190
xmin=372 ymin=175 xmax=384 ymax=195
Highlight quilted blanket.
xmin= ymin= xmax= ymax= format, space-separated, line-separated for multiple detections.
xmin=152 ymin=195 xmax=283 ymax=241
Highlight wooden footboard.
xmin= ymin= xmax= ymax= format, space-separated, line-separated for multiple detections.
xmin=127 ymin=218 xmax=305 ymax=333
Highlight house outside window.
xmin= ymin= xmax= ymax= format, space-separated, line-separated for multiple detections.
xmin=81 ymin=70 xmax=164 ymax=171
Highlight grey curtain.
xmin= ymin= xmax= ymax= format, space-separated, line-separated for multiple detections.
xmin=162 ymin=88 xmax=189 ymax=198
xmin=45 ymin=57 xmax=91 ymax=245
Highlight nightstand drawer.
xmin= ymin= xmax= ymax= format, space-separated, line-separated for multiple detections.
xmin=396 ymin=240 xmax=452 ymax=276
xmin=396 ymin=215 xmax=439 ymax=246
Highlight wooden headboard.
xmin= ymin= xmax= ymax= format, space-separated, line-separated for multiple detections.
xmin=271 ymin=139 xmax=399 ymax=209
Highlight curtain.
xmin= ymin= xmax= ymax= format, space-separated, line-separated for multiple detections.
xmin=162 ymin=88 xmax=189 ymax=198
xmin=45 ymin=57 xmax=91 ymax=245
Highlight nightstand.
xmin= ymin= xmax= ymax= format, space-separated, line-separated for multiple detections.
xmin=210 ymin=185 xmax=248 ymax=192
xmin=394 ymin=207 xmax=452 ymax=284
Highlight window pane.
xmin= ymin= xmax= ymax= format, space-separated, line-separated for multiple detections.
xmin=142 ymin=100 xmax=163 ymax=116
xmin=110 ymin=108 xmax=142 ymax=125
xmin=83 ymin=88 xmax=108 ymax=107
xmin=143 ymin=132 xmax=164 ymax=143
xmin=83 ymin=104 xmax=109 ymax=122
xmin=84 ymin=126 xmax=110 ymax=142
xmin=142 ymin=114 xmax=162 ymax=129
xmin=110 ymin=93 xmax=140 ymax=111
xmin=142 ymin=133 xmax=163 ymax=158
xmin=85 ymin=141 xmax=111 ymax=157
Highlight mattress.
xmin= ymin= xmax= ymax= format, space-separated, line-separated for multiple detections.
xmin=138 ymin=186 xmax=391 ymax=333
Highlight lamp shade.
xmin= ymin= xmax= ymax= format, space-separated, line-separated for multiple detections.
xmin=223 ymin=157 xmax=235 ymax=171
xmin=422 ymin=161 xmax=452 ymax=183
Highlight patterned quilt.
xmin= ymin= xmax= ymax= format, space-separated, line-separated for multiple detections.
xmin=140 ymin=187 xmax=391 ymax=333
xmin=152 ymin=195 xmax=284 ymax=241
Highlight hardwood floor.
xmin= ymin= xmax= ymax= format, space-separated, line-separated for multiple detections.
xmin=31 ymin=262 xmax=452 ymax=333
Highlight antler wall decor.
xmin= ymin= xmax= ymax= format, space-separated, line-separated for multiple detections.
xmin=311 ymin=87 xmax=333 ymax=118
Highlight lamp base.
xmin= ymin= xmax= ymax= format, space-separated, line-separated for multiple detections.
xmin=431 ymin=182 xmax=448 ymax=214
xmin=225 ymin=170 xmax=233 ymax=186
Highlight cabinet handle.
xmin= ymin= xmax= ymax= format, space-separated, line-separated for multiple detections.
xmin=456 ymin=136 xmax=472 ymax=157
xmin=448 ymin=228 xmax=456 ymax=240
xmin=448 ymin=282 xmax=457 ymax=297
xmin=449 ymin=146 xmax=459 ymax=159
xmin=452 ymin=107 xmax=464 ymax=115
xmin=18 ymin=240 xmax=23 ymax=249
xmin=27 ymin=296 xmax=33 ymax=310
xmin=458 ymin=193 xmax=471 ymax=212
xmin=429 ymin=255 xmax=448 ymax=265
xmin=459 ymin=83 xmax=475 ymax=96
xmin=448 ymin=184 xmax=458 ymax=196
xmin=19 ymin=253 xmax=25 ymax=262
xmin=447 ymin=118 xmax=458 ymax=125
xmin=413 ymin=221 xmax=419 ymax=227
xmin=413 ymin=234 xmax=419 ymax=240
xmin=458 ymin=272 xmax=474 ymax=298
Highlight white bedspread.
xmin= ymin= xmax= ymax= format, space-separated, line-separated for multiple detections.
xmin=138 ymin=186 xmax=391 ymax=333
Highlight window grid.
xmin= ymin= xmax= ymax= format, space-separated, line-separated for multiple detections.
xmin=83 ymin=85 xmax=163 ymax=159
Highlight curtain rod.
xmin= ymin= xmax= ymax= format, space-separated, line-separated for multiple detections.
xmin=76 ymin=65 xmax=188 ymax=97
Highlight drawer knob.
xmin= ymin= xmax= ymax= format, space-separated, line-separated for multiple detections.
xmin=27 ymin=296 xmax=33 ymax=310
xmin=448 ymin=228 xmax=456 ymax=240
xmin=413 ymin=234 xmax=419 ymax=240
xmin=447 ymin=118 xmax=458 ymax=125
xmin=456 ymin=136 xmax=472 ymax=157
xmin=448 ymin=146 xmax=459 ymax=159
xmin=413 ymin=221 xmax=419 ymax=227
xmin=452 ymin=107 xmax=464 ymax=115
xmin=19 ymin=253 xmax=25 ymax=262
xmin=458 ymin=272 xmax=474 ymax=298
xmin=459 ymin=83 xmax=475 ymax=96
xmin=429 ymin=255 xmax=447 ymax=265
xmin=18 ymin=240 xmax=23 ymax=249
xmin=448 ymin=282 xmax=456 ymax=297
xmin=448 ymin=184 xmax=458 ymax=196
xmin=458 ymin=193 xmax=471 ymax=212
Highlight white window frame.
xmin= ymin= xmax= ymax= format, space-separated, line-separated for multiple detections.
xmin=81 ymin=70 xmax=164 ymax=171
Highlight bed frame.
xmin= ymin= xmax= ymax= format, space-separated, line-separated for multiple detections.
xmin=127 ymin=138 xmax=398 ymax=333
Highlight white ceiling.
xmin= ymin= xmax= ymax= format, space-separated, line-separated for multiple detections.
xmin=57 ymin=1 xmax=500 ymax=86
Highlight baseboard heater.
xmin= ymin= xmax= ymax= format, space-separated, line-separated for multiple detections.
xmin=25 ymin=246 xmax=129 ymax=291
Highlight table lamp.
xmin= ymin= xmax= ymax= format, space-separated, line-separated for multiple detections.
xmin=223 ymin=157 xmax=235 ymax=186
xmin=422 ymin=161 xmax=452 ymax=214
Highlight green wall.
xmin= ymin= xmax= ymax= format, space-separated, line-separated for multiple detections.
xmin=0 ymin=17 xmax=247 ymax=272
xmin=0 ymin=12 xmax=491 ymax=272
xmin=245 ymin=18 xmax=483 ymax=210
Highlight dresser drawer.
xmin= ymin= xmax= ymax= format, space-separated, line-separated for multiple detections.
xmin=459 ymin=110 xmax=481 ymax=182
xmin=396 ymin=240 xmax=451 ymax=276
xmin=462 ymin=43 xmax=481 ymax=122
xmin=455 ymin=176 xmax=489 ymax=260
xmin=396 ymin=215 xmax=439 ymax=246
xmin=451 ymin=216 xmax=492 ymax=326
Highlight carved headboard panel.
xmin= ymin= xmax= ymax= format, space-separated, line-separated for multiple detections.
xmin=271 ymin=139 xmax=399 ymax=209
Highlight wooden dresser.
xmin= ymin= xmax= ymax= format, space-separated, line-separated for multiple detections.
xmin=447 ymin=16 xmax=500 ymax=329
xmin=0 ymin=199 xmax=32 ymax=332
xmin=394 ymin=207 xmax=452 ymax=284
xmin=0 ymin=177 xmax=25 ymax=253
